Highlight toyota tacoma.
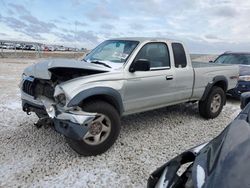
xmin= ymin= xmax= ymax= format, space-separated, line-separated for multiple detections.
xmin=20 ymin=37 xmax=239 ymax=156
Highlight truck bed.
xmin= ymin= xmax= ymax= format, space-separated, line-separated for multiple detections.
xmin=191 ymin=61 xmax=238 ymax=100
xmin=192 ymin=61 xmax=234 ymax=68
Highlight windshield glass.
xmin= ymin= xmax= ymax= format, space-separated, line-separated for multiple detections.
xmin=83 ymin=40 xmax=139 ymax=63
xmin=214 ymin=54 xmax=250 ymax=65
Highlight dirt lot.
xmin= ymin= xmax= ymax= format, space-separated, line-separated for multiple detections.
xmin=0 ymin=57 xmax=240 ymax=187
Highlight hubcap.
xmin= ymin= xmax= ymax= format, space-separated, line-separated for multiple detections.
xmin=83 ymin=114 xmax=111 ymax=145
xmin=210 ymin=94 xmax=222 ymax=113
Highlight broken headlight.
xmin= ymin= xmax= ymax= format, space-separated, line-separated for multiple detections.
xmin=56 ymin=93 xmax=66 ymax=106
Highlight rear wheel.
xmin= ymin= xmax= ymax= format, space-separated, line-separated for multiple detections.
xmin=66 ymin=100 xmax=121 ymax=156
xmin=199 ymin=86 xmax=225 ymax=119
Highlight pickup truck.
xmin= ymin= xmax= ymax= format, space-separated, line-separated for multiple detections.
xmin=20 ymin=37 xmax=238 ymax=156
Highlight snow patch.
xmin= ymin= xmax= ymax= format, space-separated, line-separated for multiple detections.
xmin=0 ymin=101 xmax=21 ymax=111
xmin=0 ymin=75 xmax=15 ymax=81
xmin=35 ymin=167 xmax=131 ymax=187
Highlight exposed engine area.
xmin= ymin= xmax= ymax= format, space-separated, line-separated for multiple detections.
xmin=34 ymin=79 xmax=55 ymax=99
xmin=49 ymin=67 xmax=107 ymax=83
xmin=22 ymin=68 xmax=107 ymax=100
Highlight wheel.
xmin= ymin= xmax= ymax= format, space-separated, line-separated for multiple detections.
xmin=199 ymin=86 xmax=225 ymax=119
xmin=66 ymin=100 xmax=121 ymax=156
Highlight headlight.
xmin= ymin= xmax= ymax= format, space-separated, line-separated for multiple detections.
xmin=54 ymin=86 xmax=67 ymax=106
xmin=239 ymin=75 xmax=250 ymax=82
xmin=56 ymin=93 xmax=66 ymax=106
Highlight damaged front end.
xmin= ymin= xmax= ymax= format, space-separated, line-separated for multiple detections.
xmin=23 ymin=93 xmax=97 ymax=141
xmin=23 ymin=91 xmax=97 ymax=141
xmin=41 ymin=96 xmax=97 ymax=140
xmin=20 ymin=68 xmax=100 ymax=141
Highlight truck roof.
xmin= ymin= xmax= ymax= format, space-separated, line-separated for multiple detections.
xmin=109 ymin=37 xmax=181 ymax=43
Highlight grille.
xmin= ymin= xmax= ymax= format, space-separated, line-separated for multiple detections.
xmin=22 ymin=80 xmax=35 ymax=96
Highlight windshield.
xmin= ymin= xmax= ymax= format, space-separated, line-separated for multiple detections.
xmin=214 ymin=54 xmax=250 ymax=65
xmin=83 ymin=40 xmax=139 ymax=63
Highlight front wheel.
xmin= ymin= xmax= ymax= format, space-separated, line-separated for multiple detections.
xmin=66 ymin=100 xmax=121 ymax=156
xmin=199 ymin=86 xmax=225 ymax=119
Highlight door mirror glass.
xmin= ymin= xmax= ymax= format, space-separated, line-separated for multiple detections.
xmin=129 ymin=59 xmax=150 ymax=72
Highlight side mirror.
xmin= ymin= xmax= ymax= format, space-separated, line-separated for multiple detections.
xmin=129 ymin=59 xmax=150 ymax=72
xmin=241 ymin=92 xmax=250 ymax=109
xmin=209 ymin=60 xmax=214 ymax=63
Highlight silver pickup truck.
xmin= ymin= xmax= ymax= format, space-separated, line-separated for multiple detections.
xmin=20 ymin=37 xmax=238 ymax=156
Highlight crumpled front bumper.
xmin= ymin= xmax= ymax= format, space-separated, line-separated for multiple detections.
xmin=22 ymin=95 xmax=96 ymax=141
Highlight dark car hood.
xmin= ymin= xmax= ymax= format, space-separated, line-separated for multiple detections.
xmin=192 ymin=117 xmax=250 ymax=188
xmin=148 ymin=104 xmax=250 ymax=188
xmin=239 ymin=64 xmax=250 ymax=76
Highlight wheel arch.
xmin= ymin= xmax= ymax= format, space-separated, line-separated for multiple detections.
xmin=67 ymin=87 xmax=124 ymax=115
xmin=200 ymin=76 xmax=228 ymax=103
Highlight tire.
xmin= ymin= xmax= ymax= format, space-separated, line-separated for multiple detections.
xmin=66 ymin=100 xmax=121 ymax=156
xmin=199 ymin=86 xmax=225 ymax=119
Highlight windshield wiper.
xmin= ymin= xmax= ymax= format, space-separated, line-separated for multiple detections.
xmin=90 ymin=60 xmax=111 ymax=68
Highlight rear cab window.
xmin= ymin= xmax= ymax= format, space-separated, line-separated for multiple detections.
xmin=172 ymin=43 xmax=187 ymax=68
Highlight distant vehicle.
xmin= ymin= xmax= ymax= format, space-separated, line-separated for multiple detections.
xmin=1 ymin=43 xmax=15 ymax=49
xmin=15 ymin=44 xmax=24 ymax=50
xmin=212 ymin=52 xmax=250 ymax=98
xmin=57 ymin=46 xmax=66 ymax=51
xmin=23 ymin=44 xmax=36 ymax=51
xmin=0 ymin=44 xmax=7 ymax=49
xmin=20 ymin=38 xmax=238 ymax=156
xmin=48 ymin=46 xmax=55 ymax=51
xmin=43 ymin=46 xmax=49 ymax=51
xmin=148 ymin=92 xmax=250 ymax=188
xmin=6 ymin=44 xmax=15 ymax=49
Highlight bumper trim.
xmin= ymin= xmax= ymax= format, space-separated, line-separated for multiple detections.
xmin=53 ymin=118 xmax=89 ymax=140
xmin=22 ymin=96 xmax=97 ymax=141
xmin=52 ymin=109 xmax=96 ymax=140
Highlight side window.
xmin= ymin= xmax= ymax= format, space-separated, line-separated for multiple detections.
xmin=135 ymin=43 xmax=170 ymax=69
xmin=172 ymin=43 xmax=187 ymax=68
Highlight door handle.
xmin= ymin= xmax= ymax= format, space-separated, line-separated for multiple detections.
xmin=166 ymin=75 xmax=173 ymax=80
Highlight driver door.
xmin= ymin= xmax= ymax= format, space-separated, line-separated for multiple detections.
xmin=123 ymin=42 xmax=176 ymax=113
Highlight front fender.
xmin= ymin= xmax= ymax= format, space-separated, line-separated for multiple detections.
xmin=67 ymin=87 xmax=124 ymax=114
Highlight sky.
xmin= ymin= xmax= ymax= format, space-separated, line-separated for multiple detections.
xmin=0 ymin=0 xmax=250 ymax=53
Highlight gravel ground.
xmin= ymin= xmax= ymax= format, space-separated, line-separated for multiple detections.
xmin=0 ymin=58 xmax=240 ymax=187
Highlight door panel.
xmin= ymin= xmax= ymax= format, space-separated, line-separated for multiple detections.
xmin=124 ymin=69 xmax=176 ymax=112
xmin=123 ymin=42 xmax=177 ymax=113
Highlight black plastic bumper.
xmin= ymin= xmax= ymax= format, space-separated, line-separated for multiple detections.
xmin=53 ymin=118 xmax=89 ymax=140
xmin=22 ymin=99 xmax=47 ymax=115
xmin=22 ymin=99 xmax=91 ymax=141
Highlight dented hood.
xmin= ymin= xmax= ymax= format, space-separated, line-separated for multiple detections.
xmin=24 ymin=58 xmax=121 ymax=79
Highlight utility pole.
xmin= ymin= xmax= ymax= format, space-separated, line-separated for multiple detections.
xmin=74 ymin=21 xmax=77 ymax=59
